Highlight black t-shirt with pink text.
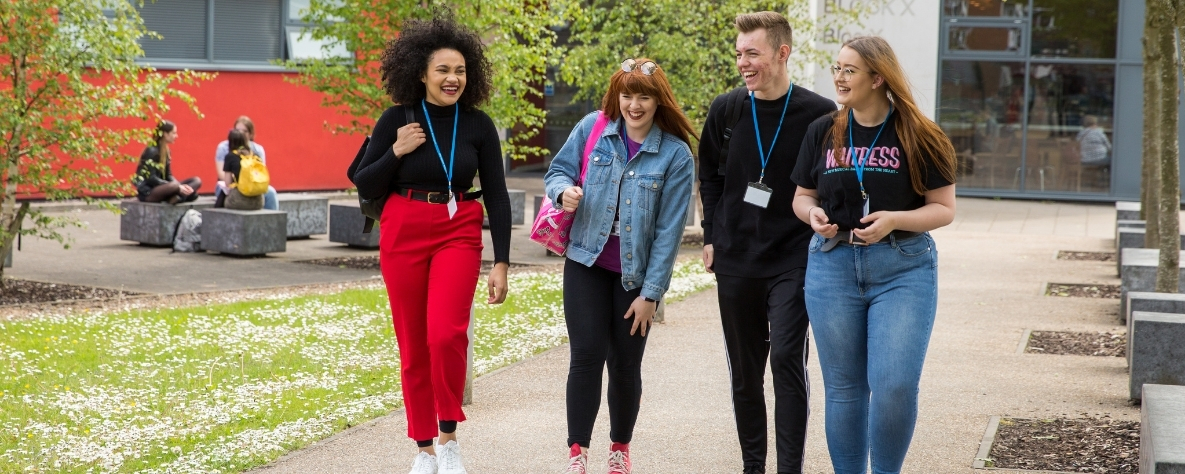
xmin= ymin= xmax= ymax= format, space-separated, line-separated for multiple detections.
xmin=791 ymin=112 xmax=952 ymax=231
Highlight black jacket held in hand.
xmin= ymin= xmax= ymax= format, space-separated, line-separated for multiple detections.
xmin=351 ymin=103 xmax=512 ymax=264
xmin=698 ymin=86 xmax=836 ymax=277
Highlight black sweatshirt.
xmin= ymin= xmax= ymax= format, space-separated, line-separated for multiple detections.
xmin=698 ymin=85 xmax=836 ymax=277
xmin=352 ymin=102 xmax=511 ymax=264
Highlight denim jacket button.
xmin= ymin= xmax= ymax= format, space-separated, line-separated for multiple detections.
xmin=629 ymin=171 xmax=635 ymax=176
xmin=652 ymin=183 xmax=658 ymax=189
xmin=626 ymin=253 xmax=632 ymax=259
xmin=625 ymin=226 xmax=631 ymax=232
xmin=594 ymin=156 xmax=600 ymax=162
xmin=625 ymin=199 xmax=631 ymax=205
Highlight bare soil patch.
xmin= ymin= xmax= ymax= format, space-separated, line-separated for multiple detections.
xmin=1057 ymin=251 xmax=1116 ymax=262
xmin=988 ymin=416 xmax=1139 ymax=473
xmin=1026 ymin=331 xmax=1125 ymax=357
xmin=1046 ymin=283 xmax=1121 ymax=299
xmin=0 ymin=278 xmax=138 ymax=307
xmin=297 ymin=256 xmax=544 ymax=274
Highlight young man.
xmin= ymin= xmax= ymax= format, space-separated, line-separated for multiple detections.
xmin=698 ymin=11 xmax=836 ymax=474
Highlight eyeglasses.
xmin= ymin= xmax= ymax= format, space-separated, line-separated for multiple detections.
xmin=621 ymin=58 xmax=658 ymax=76
xmin=829 ymin=65 xmax=868 ymax=81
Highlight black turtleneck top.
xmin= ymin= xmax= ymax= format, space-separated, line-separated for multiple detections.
xmin=352 ymin=102 xmax=511 ymax=264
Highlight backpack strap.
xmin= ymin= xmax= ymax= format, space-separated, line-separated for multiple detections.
xmin=578 ymin=112 xmax=610 ymax=185
xmin=718 ymin=86 xmax=749 ymax=175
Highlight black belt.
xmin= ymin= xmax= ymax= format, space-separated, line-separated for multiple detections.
xmin=820 ymin=230 xmax=922 ymax=252
xmin=394 ymin=188 xmax=483 ymax=204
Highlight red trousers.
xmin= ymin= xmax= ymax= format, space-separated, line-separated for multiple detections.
xmin=379 ymin=192 xmax=483 ymax=441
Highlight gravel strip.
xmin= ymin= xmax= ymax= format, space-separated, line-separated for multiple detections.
xmin=1026 ymin=330 xmax=1126 ymax=357
xmin=1046 ymin=283 xmax=1121 ymax=299
xmin=1057 ymin=251 xmax=1116 ymax=262
xmin=988 ymin=416 xmax=1139 ymax=473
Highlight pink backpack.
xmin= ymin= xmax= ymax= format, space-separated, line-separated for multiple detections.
xmin=530 ymin=112 xmax=611 ymax=255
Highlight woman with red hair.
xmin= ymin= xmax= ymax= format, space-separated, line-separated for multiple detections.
xmin=544 ymin=58 xmax=697 ymax=474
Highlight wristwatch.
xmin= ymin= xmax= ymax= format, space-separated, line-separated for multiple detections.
xmin=643 ymin=296 xmax=658 ymax=303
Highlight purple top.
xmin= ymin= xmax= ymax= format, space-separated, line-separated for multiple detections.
xmin=595 ymin=131 xmax=644 ymax=273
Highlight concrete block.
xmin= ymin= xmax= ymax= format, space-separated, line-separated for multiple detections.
xmin=1131 ymin=312 xmax=1185 ymax=400
xmin=1117 ymin=228 xmax=1185 ymax=275
xmin=1140 ymin=384 xmax=1185 ymax=472
xmin=686 ymin=194 xmax=697 ymax=227
xmin=1125 ymin=292 xmax=1185 ymax=366
xmin=276 ymin=194 xmax=328 ymax=238
xmin=201 ymin=208 xmax=286 ymax=256
xmin=507 ymin=189 xmax=525 ymax=226
xmin=4 ymin=245 xmax=10 ymax=268
xmin=1118 ymin=219 xmax=1146 ymax=229
xmin=329 ymin=203 xmax=379 ymax=249
xmin=119 ymin=199 xmax=214 ymax=246
xmin=1120 ymin=249 xmax=1185 ymax=317
xmin=1116 ymin=201 xmax=1141 ymax=222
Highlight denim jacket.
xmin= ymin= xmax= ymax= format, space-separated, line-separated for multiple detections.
xmin=544 ymin=111 xmax=695 ymax=301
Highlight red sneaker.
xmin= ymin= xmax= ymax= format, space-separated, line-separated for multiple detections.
xmin=607 ymin=442 xmax=631 ymax=474
xmin=565 ymin=443 xmax=587 ymax=474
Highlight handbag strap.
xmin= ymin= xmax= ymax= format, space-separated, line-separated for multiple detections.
xmin=578 ymin=112 xmax=610 ymax=185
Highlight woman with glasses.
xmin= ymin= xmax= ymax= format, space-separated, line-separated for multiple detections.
xmin=790 ymin=36 xmax=957 ymax=473
xmin=544 ymin=58 xmax=696 ymax=474
xmin=350 ymin=12 xmax=510 ymax=474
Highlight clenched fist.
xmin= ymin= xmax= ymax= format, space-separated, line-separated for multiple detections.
xmin=392 ymin=123 xmax=426 ymax=157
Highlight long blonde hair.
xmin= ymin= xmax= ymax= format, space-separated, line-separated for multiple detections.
xmin=827 ymin=36 xmax=956 ymax=195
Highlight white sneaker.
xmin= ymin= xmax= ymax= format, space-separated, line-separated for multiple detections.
xmin=408 ymin=451 xmax=437 ymax=474
xmin=436 ymin=440 xmax=467 ymax=474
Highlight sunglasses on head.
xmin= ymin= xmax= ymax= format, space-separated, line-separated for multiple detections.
xmin=621 ymin=58 xmax=658 ymax=76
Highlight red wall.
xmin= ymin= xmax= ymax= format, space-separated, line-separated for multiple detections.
xmin=113 ymin=70 xmax=369 ymax=193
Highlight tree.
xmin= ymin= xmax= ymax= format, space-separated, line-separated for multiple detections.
xmin=1143 ymin=0 xmax=1182 ymax=293
xmin=558 ymin=0 xmax=870 ymax=138
xmin=0 ymin=0 xmax=208 ymax=284
xmin=285 ymin=0 xmax=571 ymax=161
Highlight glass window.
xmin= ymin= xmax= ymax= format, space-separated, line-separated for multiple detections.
xmin=213 ymin=0 xmax=282 ymax=62
xmin=1031 ymin=0 xmax=1118 ymax=58
xmin=948 ymin=26 xmax=1023 ymax=52
xmin=285 ymin=26 xmax=350 ymax=60
xmin=939 ymin=61 xmax=1026 ymax=191
xmin=1024 ymin=63 xmax=1114 ymax=193
xmin=944 ymin=0 xmax=1028 ymax=18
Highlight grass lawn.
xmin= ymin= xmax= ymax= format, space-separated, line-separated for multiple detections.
xmin=0 ymin=259 xmax=714 ymax=473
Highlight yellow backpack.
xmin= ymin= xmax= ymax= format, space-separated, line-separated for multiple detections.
xmin=232 ymin=150 xmax=270 ymax=197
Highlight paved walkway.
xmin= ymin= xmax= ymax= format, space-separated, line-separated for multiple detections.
xmin=243 ymin=197 xmax=1133 ymax=473
xmin=12 ymin=188 xmax=1145 ymax=472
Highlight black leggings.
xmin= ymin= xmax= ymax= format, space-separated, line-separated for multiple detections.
xmin=564 ymin=259 xmax=648 ymax=448
xmin=143 ymin=177 xmax=202 ymax=203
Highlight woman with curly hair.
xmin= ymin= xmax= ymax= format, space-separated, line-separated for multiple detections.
xmin=133 ymin=120 xmax=201 ymax=203
xmin=350 ymin=12 xmax=510 ymax=474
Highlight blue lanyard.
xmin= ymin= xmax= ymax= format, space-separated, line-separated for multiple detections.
xmin=421 ymin=100 xmax=458 ymax=185
xmin=749 ymin=83 xmax=793 ymax=183
xmin=847 ymin=106 xmax=892 ymax=199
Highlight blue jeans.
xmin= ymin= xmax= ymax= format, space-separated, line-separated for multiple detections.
xmin=216 ymin=183 xmax=278 ymax=210
xmin=804 ymin=232 xmax=938 ymax=474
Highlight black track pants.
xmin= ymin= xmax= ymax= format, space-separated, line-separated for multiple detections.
xmin=564 ymin=260 xmax=647 ymax=448
xmin=717 ymin=268 xmax=810 ymax=474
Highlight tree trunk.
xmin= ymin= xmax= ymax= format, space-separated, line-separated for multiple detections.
xmin=1143 ymin=15 xmax=1163 ymax=248
xmin=0 ymin=202 xmax=28 ymax=286
xmin=1151 ymin=0 xmax=1181 ymax=292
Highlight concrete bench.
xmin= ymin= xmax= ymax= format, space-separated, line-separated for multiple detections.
xmin=276 ymin=194 xmax=328 ymax=239
xmin=1115 ymin=228 xmax=1185 ymax=275
xmin=120 ymin=199 xmax=214 ymax=246
xmin=1116 ymin=201 xmax=1141 ymax=222
xmin=508 ymin=189 xmax=525 ymax=226
xmin=1125 ymin=292 xmax=1185 ymax=366
xmin=1120 ymin=248 xmax=1185 ymax=317
xmin=1131 ymin=312 xmax=1185 ymax=400
xmin=201 ymin=208 xmax=286 ymax=256
xmin=1118 ymin=219 xmax=1146 ymax=229
xmin=1140 ymin=384 xmax=1185 ymax=472
xmin=328 ymin=203 xmax=379 ymax=249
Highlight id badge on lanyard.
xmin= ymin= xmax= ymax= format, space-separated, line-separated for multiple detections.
xmin=850 ymin=106 xmax=891 ymax=222
xmin=745 ymin=85 xmax=792 ymax=209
